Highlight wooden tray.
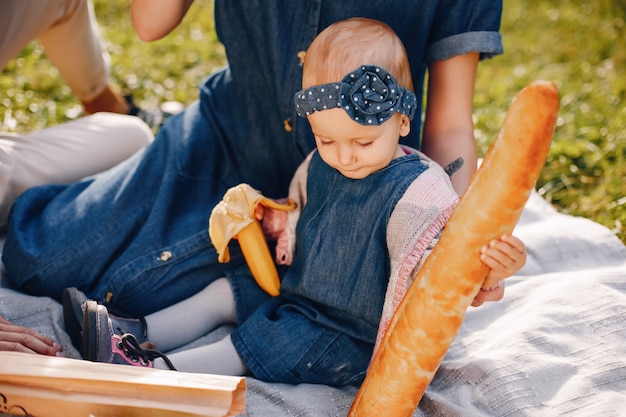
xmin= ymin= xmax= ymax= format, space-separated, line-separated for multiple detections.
xmin=0 ymin=352 xmax=245 ymax=417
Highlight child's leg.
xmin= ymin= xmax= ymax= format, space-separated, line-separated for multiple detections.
xmin=145 ymin=278 xmax=237 ymax=352
xmin=153 ymin=335 xmax=248 ymax=375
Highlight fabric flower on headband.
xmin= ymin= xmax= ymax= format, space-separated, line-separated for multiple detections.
xmin=294 ymin=65 xmax=416 ymax=126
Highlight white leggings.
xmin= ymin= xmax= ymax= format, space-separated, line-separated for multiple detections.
xmin=145 ymin=278 xmax=249 ymax=376
xmin=0 ymin=0 xmax=110 ymax=102
xmin=0 ymin=113 xmax=154 ymax=227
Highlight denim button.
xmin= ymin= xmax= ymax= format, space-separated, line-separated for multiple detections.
xmin=159 ymin=251 xmax=173 ymax=262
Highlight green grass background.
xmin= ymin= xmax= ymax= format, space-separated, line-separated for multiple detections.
xmin=1 ymin=0 xmax=624 ymax=243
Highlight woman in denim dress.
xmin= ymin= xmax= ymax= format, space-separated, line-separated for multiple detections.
xmin=2 ymin=1 xmax=511 ymax=352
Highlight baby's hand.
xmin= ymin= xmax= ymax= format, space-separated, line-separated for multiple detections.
xmin=254 ymin=199 xmax=289 ymax=241
xmin=481 ymin=234 xmax=526 ymax=284
xmin=471 ymin=234 xmax=526 ymax=307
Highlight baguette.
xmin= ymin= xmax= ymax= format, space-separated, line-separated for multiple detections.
xmin=208 ymin=184 xmax=296 ymax=296
xmin=348 ymin=80 xmax=559 ymax=417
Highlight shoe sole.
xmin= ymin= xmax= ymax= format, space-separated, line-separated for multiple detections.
xmin=62 ymin=287 xmax=84 ymax=354
xmin=82 ymin=300 xmax=99 ymax=362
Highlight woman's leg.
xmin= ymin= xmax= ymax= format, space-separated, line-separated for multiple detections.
xmin=3 ymin=89 xmax=243 ymax=314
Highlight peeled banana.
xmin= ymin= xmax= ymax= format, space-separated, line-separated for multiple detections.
xmin=209 ymin=184 xmax=297 ymax=296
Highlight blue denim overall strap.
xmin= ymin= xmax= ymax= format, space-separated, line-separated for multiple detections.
xmin=279 ymin=151 xmax=428 ymax=343
xmin=3 ymin=0 xmax=502 ymax=315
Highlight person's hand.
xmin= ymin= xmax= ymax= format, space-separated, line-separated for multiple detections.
xmin=471 ymin=234 xmax=527 ymax=307
xmin=254 ymin=199 xmax=290 ymax=241
xmin=0 ymin=316 xmax=63 ymax=356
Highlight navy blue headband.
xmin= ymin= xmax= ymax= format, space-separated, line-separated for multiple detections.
xmin=294 ymin=65 xmax=416 ymax=126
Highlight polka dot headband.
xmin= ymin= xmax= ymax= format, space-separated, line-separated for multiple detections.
xmin=294 ymin=65 xmax=417 ymax=126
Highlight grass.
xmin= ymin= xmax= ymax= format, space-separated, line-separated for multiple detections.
xmin=474 ymin=0 xmax=626 ymax=244
xmin=1 ymin=0 xmax=624 ymax=244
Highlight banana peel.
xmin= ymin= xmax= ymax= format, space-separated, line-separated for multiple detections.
xmin=209 ymin=184 xmax=297 ymax=296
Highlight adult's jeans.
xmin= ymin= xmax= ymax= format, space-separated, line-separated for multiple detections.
xmin=2 ymin=71 xmax=257 ymax=316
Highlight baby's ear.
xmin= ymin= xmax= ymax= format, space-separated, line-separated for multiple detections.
xmin=399 ymin=115 xmax=411 ymax=137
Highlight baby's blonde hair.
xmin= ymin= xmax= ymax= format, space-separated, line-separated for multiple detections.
xmin=303 ymin=18 xmax=413 ymax=92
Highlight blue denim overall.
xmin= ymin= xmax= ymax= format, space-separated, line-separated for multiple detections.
xmin=3 ymin=0 xmax=502 ymax=315
xmin=228 ymin=151 xmax=427 ymax=386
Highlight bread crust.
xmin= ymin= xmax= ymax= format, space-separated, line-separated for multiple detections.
xmin=348 ymin=81 xmax=560 ymax=417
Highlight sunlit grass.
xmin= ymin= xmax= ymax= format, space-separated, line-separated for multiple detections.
xmin=474 ymin=0 xmax=625 ymax=243
xmin=1 ymin=0 xmax=624 ymax=243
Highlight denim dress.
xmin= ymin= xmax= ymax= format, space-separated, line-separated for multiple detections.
xmin=228 ymin=151 xmax=428 ymax=386
xmin=3 ymin=1 xmax=503 ymax=315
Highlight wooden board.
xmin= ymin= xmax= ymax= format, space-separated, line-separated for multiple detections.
xmin=0 ymin=352 xmax=246 ymax=417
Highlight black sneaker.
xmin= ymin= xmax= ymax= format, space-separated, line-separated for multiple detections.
xmin=82 ymin=301 xmax=176 ymax=370
xmin=62 ymin=287 xmax=149 ymax=355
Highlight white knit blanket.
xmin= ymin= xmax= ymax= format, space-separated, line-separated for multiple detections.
xmin=2 ymin=183 xmax=625 ymax=416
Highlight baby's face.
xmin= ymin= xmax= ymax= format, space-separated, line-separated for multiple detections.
xmin=307 ymin=108 xmax=410 ymax=179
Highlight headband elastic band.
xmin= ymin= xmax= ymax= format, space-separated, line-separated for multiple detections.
xmin=294 ymin=65 xmax=416 ymax=126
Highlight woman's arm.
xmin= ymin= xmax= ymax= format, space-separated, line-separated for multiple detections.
xmin=130 ymin=0 xmax=195 ymax=41
xmin=423 ymin=52 xmax=516 ymax=306
xmin=421 ymin=52 xmax=479 ymax=195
